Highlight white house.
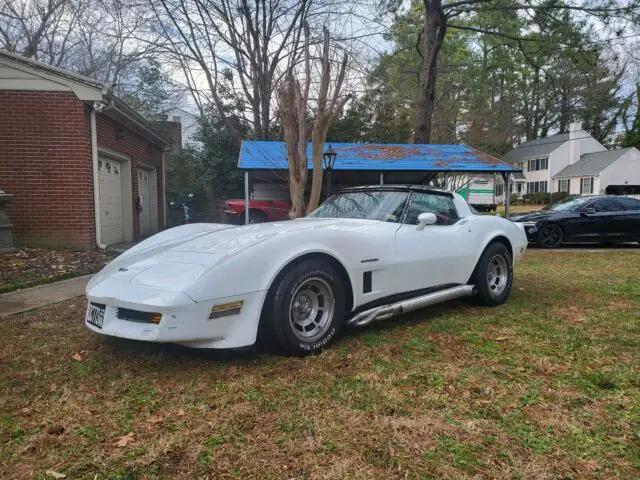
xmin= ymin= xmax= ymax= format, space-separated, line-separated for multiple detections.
xmin=554 ymin=147 xmax=640 ymax=195
xmin=502 ymin=122 xmax=640 ymax=196
xmin=502 ymin=122 xmax=608 ymax=196
xmin=166 ymin=107 xmax=202 ymax=148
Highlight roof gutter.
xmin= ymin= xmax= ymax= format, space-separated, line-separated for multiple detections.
xmin=106 ymin=94 xmax=170 ymax=147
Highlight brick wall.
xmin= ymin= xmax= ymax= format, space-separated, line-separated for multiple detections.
xmin=0 ymin=91 xmax=95 ymax=248
xmin=0 ymin=90 xmax=166 ymax=249
xmin=96 ymin=114 xmax=165 ymax=238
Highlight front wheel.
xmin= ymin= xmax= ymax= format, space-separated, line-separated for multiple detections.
xmin=471 ymin=242 xmax=513 ymax=307
xmin=536 ymin=224 xmax=564 ymax=248
xmin=260 ymin=259 xmax=345 ymax=356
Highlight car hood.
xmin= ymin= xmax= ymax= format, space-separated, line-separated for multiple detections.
xmin=168 ymin=218 xmax=378 ymax=255
xmin=508 ymin=210 xmax=557 ymax=222
xmin=87 ymin=218 xmax=381 ymax=295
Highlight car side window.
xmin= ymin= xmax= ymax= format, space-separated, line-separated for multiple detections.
xmin=591 ymin=198 xmax=624 ymax=212
xmin=617 ymin=197 xmax=640 ymax=211
xmin=403 ymin=192 xmax=459 ymax=226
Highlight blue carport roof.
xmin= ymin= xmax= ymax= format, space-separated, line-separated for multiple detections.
xmin=239 ymin=141 xmax=520 ymax=172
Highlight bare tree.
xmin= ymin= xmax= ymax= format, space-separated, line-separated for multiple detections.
xmin=306 ymin=27 xmax=350 ymax=214
xmin=277 ymin=25 xmax=351 ymax=217
xmin=0 ymin=0 xmax=76 ymax=61
xmin=0 ymin=0 xmax=165 ymax=95
xmin=278 ymin=74 xmax=310 ymax=218
xmin=148 ymin=0 xmax=315 ymax=147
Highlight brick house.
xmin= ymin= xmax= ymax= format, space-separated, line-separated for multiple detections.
xmin=0 ymin=51 xmax=171 ymax=248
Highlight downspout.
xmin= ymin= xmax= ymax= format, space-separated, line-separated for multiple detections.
xmin=90 ymin=105 xmax=108 ymax=250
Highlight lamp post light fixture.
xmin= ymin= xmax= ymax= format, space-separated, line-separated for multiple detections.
xmin=323 ymin=144 xmax=337 ymax=198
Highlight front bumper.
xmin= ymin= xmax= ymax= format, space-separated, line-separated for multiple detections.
xmin=515 ymin=222 xmax=539 ymax=242
xmin=85 ymin=287 xmax=267 ymax=349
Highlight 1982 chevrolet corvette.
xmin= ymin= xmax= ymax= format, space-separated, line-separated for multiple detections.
xmin=86 ymin=186 xmax=528 ymax=356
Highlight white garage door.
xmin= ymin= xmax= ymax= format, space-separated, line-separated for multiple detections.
xmin=138 ymin=168 xmax=153 ymax=237
xmin=98 ymin=157 xmax=124 ymax=245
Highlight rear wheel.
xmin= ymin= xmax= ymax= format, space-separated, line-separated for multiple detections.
xmin=536 ymin=223 xmax=564 ymax=249
xmin=471 ymin=242 xmax=513 ymax=307
xmin=259 ymin=259 xmax=345 ymax=356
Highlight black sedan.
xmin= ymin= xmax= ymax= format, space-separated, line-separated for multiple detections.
xmin=509 ymin=195 xmax=640 ymax=248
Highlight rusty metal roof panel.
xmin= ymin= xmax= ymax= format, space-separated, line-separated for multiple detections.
xmin=239 ymin=141 xmax=520 ymax=172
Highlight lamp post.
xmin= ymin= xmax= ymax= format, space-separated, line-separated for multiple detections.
xmin=323 ymin=145 xmax=337 ymax=198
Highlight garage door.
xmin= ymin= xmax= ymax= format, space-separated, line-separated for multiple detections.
xmin=138 ymin=168 xmax=153 ymax=237
xmin=98 ymin=157 xmax=124 ymax=245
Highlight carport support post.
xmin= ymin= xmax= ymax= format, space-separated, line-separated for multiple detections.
xmin=501 ymin=172 xmax=511 ymax=217
xmin=380 ymin=172 xmax=384 ymax=185
xmin=244 ymin=171 xmax=250 ymax=225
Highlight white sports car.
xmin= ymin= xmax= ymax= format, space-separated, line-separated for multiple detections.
xmin=86 ymin=186 xmax=527 ymax=356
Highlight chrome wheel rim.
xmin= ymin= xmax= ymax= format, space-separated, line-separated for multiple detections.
xmin=487 ymin=254 xmax=509 ymax=297
xmin=540 ymin=225 xmax=562 ymax=247
xmin=289 ymin=277 xmax=335 ymax=342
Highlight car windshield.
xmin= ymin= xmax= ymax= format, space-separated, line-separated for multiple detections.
xmin=542 ymin=196 xmax=591 ymax=212
xmin=308 ymin=190 xmax=408 ymax=221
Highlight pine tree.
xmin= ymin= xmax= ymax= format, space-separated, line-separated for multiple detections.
xmin=622 ymin=85 xmax=640 ymax=149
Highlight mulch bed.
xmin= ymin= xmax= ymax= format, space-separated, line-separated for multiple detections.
xmin=0 ymin=248 xmax=117 ymax=294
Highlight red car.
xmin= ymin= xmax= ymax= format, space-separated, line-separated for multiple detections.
xmin=224 ymin=199 xmax=290 ymax=224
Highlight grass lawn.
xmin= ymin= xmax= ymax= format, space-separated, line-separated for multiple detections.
xmin=1 ymin=250 xmax=639 ymax=479
xmin=496 ymin=204 xmax=544 ymax=216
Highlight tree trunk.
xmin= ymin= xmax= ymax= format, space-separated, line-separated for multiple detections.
xmin=307 ymin=124 xmax=329 ymax=212
xmin=414 ymin=0 xmax=446 ymax=144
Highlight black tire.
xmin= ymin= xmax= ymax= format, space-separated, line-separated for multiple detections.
xmin=471 ymin=242 xmax=513 ymax=307
xmin=536 ymin=223 xmax=564 ymax=249
xmin=259 ymin=259 xmax=346 ymax=356
xmin=249 ymin=210 xmax=267 ymax=224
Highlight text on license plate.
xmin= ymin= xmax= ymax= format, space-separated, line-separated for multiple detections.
xmin=86 ymin=303 xmax=106 ymax=329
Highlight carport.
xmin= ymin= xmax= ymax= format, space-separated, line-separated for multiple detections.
xmin=238 ymin=141 xmax=521 ymax=221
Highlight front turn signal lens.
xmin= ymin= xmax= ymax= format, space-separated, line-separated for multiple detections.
xmin=151 ymin=313 xmax=162 ymax=324
xmin=209 ymin=300 xmax=243 ymax=319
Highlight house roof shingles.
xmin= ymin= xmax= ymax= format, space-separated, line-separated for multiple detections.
xmin=555 ymin=148 xmax=632 ymax=178
xmin=502 ymin=132 xmax=599 ymax=163
xmin=502 ymin=133 xmax=570 ymax=162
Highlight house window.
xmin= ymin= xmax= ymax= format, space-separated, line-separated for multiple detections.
xmin=495 ymin=183 xmax=504 ymax=196
xmin=517 ymin=183 xmax=523 ymax=193
xmin=540 ymin=157 xmax=548 ymax=170
xmin=558 ymin=178 xmax=570 ymax=192
xmin=527 ymin=181 xmax=548 ymax=193
xmin=527 ymin=157 xmax=548 ymax=171
xmin=580 ymin=177 xmax=594 ymax=194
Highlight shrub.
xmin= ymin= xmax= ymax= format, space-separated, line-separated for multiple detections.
xmin=551 ymin=191 xmax=569 ymax=203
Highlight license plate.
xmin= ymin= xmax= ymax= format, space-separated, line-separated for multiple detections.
xmin=86 ymin=303 xmax=106 ymax=329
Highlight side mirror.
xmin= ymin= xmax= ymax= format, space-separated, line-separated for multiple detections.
xmin=417 ymin=212 xmax=437 ymax=230
xmin=580 ymin=207 xmax=596 ymax=216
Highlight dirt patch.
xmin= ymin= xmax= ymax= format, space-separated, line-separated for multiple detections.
xmin=0 ymin=248 xmax=116 ymax=293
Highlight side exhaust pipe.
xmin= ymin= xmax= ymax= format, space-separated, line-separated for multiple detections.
xmin=346 ymin=285 xmax=476 ymax=328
